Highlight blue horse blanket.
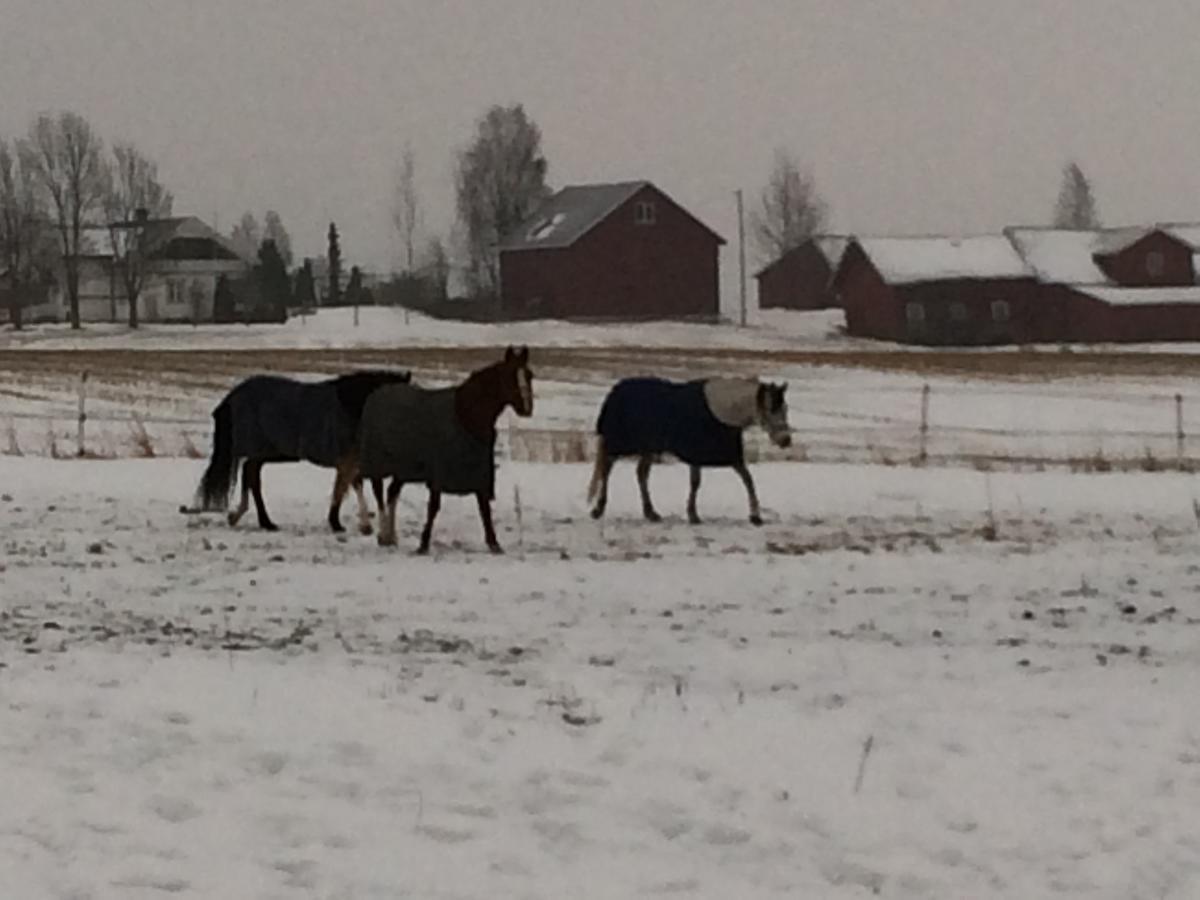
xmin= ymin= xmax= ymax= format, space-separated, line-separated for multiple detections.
xmin=222 ymin=375 xmax=350 ymax=467
xmin=596 ymin=377 xmax=744 ymax=467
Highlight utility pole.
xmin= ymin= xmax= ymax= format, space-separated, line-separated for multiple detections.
xmin=735 ymin=188 xmax=747 ymax=326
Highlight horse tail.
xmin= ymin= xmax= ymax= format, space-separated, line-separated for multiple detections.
xmin=197 ymin=401 xmax=236 ymax=510
xmin=586 ymin=437 xmax=608 ymax=505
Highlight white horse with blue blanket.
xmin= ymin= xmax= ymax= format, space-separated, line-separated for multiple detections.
xmin=587 ymin=376 xmax=791 ymax=526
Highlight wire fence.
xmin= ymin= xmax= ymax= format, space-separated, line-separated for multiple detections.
xmin=4 ymin=372 xmax=1199 ymax=473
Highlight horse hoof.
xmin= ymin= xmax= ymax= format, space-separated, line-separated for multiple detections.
xmin=750 ymin=515 xmax=764 ymax=527
xmin=329 ymin=522 xmax=344 ymax=534
xmin=377 ymin=533 xmax=396 ymax=547
xmin=416 ymin=544 xmax=430 ymax=556
xmin=590 ymin=507 xmax=604 ymax=520
xmin=359 ymin=523 xmax=374 ymax=536
xmin=260 ymin=522 xmax=279 ymax=533
xmin=688 ymin=515 xmax=702 ymax=526
xmin=488 ymin=543 xmax=504 ymax=555
xmin=226 ymin=513 xmax=239 ymax=527
xmin=644 ymin=512 xmax=662 ymax=524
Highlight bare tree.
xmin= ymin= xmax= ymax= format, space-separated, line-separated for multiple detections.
xmin=230 ymin=211 xmax=261 ymax=261
xmin=263 ymin=210 xmax=292 ymax=268
xmin=27 ymin=112 xmax=109 ymax=329
xmin=104 ymin=143 xmax=173 ymax=328
xmin=421 ymin=235 xmax=450 ymax=302
xmin=392 ymin=144 xmax=420 ymax=273
xmin=455 ymin=104 xmax=550 ymax=297
xmin=0 ymin=138 xmax=52 ymax=330
xmin=1053 ymin=161 xmax=1100 ymax=229
xmin=751 ymin=148 xmax=827 ymax=266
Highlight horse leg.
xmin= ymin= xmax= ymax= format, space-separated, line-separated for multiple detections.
xmin=687 ymin=465 xmax=703 ymax=525
xmin=589 ymin=448 xmax=615 ymax=520
xmin=733 ymin=462 xmax=763 ymax=526
xmin=636 ymin=454 xmax=661 ymax=522
xmin=417 ymin=488 xmax=441 ymax=555
xmin=246 ymin=460 xmax=278 ymax=531
xmin=378 ymin=479 xmax=402 ymax=547
xmin=477 ymin=492 xmax=502 ymax=554
xmin=327 ymin=460 xmax=352 ymax=533
xmin=353 ymin=477 xmax=373 ymax=535
xmin=227 ymin=460 xmax=251 ymax=526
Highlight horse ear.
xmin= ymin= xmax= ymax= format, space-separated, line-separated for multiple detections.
xmin=779 ymin=383 xmax=787 ymax=395
xmin=518 ymin=346 xmax=529 ymax=364
xmin=504 ymin=346 xmax=516 ymax=362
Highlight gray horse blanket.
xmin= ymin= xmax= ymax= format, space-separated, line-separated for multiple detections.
xmin=597 ymin=377 xmax=745 ymax=467
xmin=223 ymin=375 xmax=350 ymax=466
xmin=358 ymin=384 xmax=496 ymax=497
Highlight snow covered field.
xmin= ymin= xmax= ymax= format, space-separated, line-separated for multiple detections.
xmin=3 ymin=456 xmax=1200 ymax=898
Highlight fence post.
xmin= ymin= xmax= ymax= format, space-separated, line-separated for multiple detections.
xmin=918 ymin=383 xmax=930 ymax=465
xmin=76 ymin=371 xmax=89 ymax=457
xmin=1176 ymin=393 xmax=1185 ymax=466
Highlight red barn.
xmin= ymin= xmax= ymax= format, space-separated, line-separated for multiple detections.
xmin=754 ymin=236 xmax=847 ymax=311
xmin=498 ymin=181 xmax=724 ymax=320
xmin=833 ymin=236 xmax=1047 ymax=345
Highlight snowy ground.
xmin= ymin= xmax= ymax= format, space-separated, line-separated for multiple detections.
xmin=0 ymin=307 xmax=854 ymax=353
xmin=3 ymin=456 xmax=1200 ymax=898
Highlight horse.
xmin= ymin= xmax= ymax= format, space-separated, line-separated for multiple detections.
xmin=586 ymin=376 xmax=791 ymax=526
xmin=193 ymin=369 xmax=412 ymax=532
xmin=351 ymin=346 xmax=533 ymax=554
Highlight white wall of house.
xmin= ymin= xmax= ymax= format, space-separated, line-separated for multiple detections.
xmin=49 ymin=257 xmax=250 ymax=324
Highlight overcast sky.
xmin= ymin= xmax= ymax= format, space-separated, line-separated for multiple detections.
xmin=1 ymin=0 xmax=1196 ymax=305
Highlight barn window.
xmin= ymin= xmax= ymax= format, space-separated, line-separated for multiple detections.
xmin=949 ymin=302 xmax=967 ymax=322
xmin=1146 ymin=251 xmax=1165 ymax=277
xmin=634 ymin=201 xmax=657 ymax=225
xmin=991 ymin=300 xmax=1011 ymax=323
xmin=905 ymin=302 xmax=925 ymax=325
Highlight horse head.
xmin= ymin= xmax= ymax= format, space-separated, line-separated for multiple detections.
xmin=502 ymin=345 xmax=534 ymax=417
xmin=756 ymin=382 xmax=791 ymax=448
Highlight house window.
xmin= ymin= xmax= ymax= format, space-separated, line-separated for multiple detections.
xmin=1146 ymin=251 xmax=1165 ymax=277
xmin=905 ymin=302 xmax=925 ymax=325
xmin=949 ymin=302 xmax=967 ymax=322
xmin=634 ymin=201 xmax=657 ymax=225
xmin=991 ymin=300 xmax=1011 ymax=323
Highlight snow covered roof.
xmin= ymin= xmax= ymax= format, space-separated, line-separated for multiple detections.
xmin=852 ymin=235 xmax=1034 ymax=284
xmin=500 ymin=181 xmax=724 ymax=251
xmin=1003 ymin=228 xmax=1113 ymax=284
xmin=1075 ymin=285 xmax=1200 ymax=307
xmin=753 ymin=234 xmax=848 ymax=279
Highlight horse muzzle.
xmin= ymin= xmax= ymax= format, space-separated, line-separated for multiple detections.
xmin=771 ymin=431 xmax=792 ymax=449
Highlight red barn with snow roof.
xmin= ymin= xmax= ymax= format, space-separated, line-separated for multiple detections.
xmin=833 ymin=236 xmax=1048 ymax=345
xmin=498 ymin=181 xmax=724 ymax=321
xmin=754 ymin=236 xmax=847 ymax=311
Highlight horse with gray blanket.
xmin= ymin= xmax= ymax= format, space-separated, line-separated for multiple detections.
xmin=587 ymin=376 xmax=791 ymax=525
xmin=353 ymin=346 xmax=533 ymax=554
xmin=193 ymin=369 xmax=411 ymax=532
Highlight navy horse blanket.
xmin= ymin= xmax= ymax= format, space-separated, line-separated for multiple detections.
xmin=220 ymin=375 xmax=353 ymax=466
xmin=358 ymin=384 xmax=496 ymax=497
xmin=597 ymin=377 xmax=744 ymax=467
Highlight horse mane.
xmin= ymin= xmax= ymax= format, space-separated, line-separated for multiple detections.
xmin=333 ymin=369 xmax=412 ymax=421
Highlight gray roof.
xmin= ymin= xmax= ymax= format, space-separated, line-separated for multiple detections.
xmin=500 ymin=180 xmax=724 ymax=251
xmin=500 ymin=182 xmax=649 ymax=251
